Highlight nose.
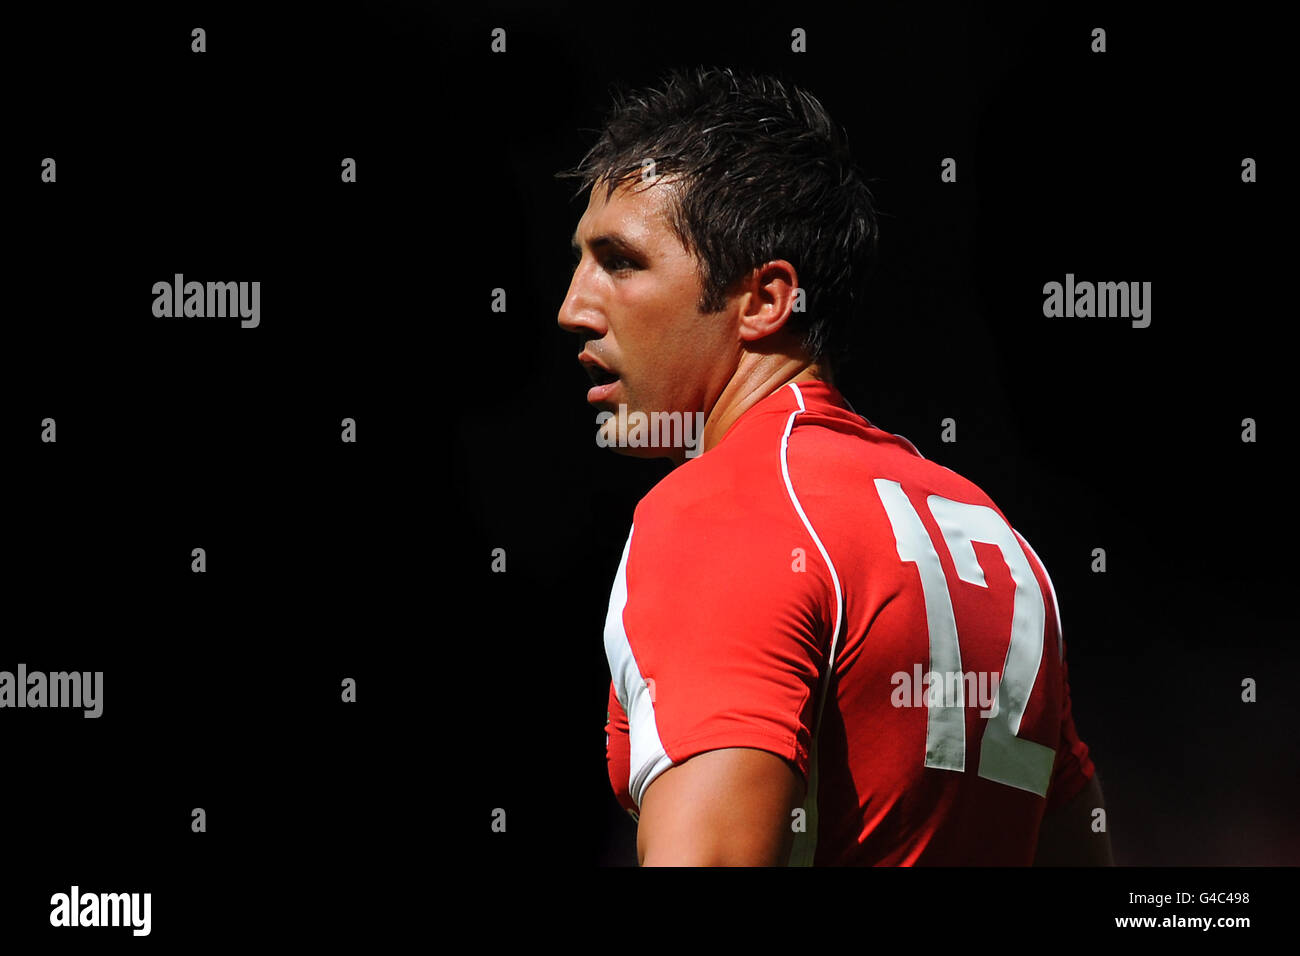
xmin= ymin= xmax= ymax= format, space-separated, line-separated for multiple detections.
xmin=557 ymin=259 xmax=607 ymax=339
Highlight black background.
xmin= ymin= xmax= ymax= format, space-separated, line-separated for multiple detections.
xmin=4 ymin=0 xmax=1294 ymax=942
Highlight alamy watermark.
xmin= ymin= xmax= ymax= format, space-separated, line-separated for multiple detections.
xmin=50 ymin=886 xmax=150 ymax=936
xmin=0 ymin=664 xmax=102 ymax=717
xmin=891 ymin=665 xmax=1000 ymax=718
xmin=152 ymin=274 xmax=260 ymax=328
xmin=596 ymin=405 xmax=707 ymax=458
xmin=1042 ymin=273 xmax=1151 ymax=328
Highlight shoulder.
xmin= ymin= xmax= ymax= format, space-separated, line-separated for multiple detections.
xmin=631 ymin=401 xmax=808 ymax=556
xmin=620 ymin=397 xmax=843 ymax=629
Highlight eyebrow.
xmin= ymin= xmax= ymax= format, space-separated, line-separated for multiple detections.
xmin=570 ymin=230 xmax=648 ymax=260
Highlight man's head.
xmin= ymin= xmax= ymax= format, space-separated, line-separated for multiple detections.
xmin=557 ymin=66 xmax=879 ymax=458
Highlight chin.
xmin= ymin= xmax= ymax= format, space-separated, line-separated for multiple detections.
xmin=609 ymin=444 xmax=679 ymax=462
xmin=595 ymin=418 xmax=680 ymax=461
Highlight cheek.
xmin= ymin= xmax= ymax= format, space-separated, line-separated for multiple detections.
xmin=618 ymin=273 xmax=710 ymax=380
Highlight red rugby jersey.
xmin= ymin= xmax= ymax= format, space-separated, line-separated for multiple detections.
xmin=603 ymin=379 xmax=1095 ymax=865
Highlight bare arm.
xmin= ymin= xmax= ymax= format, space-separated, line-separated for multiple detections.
xmin=1033 ymin=772 xmax=1115 ymax=866
xmin=636 ymin=747 xmax=806 ymax=866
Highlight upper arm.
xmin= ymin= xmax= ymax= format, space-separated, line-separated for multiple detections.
xmin=606 ymin=502 xmax=831 ymax=820
xmin=637 ymin=747 xmax=806 ymax=866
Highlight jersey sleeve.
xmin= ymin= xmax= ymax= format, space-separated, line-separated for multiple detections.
xmin=603 ymin=492 xmax=834 ymax=812
xmin=604 ymin=682 xmax=637 ymax=819
xmin=1045 ymin=637 xmax=1097 ymax=812
xmin=1013 ymin=528 xmax=1097 ymax=812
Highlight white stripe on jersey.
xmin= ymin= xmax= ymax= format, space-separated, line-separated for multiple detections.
xmin=604 ymin=524 xmax=674 ymax=809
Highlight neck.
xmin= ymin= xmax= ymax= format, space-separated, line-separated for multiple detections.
xmin=671 ymin=356 xmax=829 ymax=466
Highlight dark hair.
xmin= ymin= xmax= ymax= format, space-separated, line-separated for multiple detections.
xmin=557 ymin=65 xmax=880 ymax=368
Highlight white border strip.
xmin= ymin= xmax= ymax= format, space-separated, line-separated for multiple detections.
xmin=780 ymin=382 xmax=845 ymax=737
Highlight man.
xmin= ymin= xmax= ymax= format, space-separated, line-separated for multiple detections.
xmin=557 ymin=66 xmax=1112 ymax=866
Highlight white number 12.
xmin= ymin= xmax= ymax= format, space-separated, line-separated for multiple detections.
xmin=874 ymin=479 xmax=1057 ymax=796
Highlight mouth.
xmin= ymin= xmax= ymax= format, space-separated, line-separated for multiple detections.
xmin=580 ymin=353 xmax=621 ymax=403
xmin=585 ymin=364 xmax=618 ymax=387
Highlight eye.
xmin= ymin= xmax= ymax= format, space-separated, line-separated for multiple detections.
xmin=604 ymin=256 xmax=635 ymax=273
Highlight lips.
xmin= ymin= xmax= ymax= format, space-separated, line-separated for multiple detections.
xmin=579 ymin=352 xmax=621 ymax=403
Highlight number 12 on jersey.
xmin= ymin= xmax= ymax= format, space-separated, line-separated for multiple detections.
xmin=875 ymin=479 xmax=1057 ymax=797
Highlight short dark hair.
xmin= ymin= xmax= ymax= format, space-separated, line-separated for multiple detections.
xmin=558 ymin=65 xmax=880 ymax=368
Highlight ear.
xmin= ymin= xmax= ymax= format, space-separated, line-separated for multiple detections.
xmin=736 ymin=260 xmax=800 ymax=343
